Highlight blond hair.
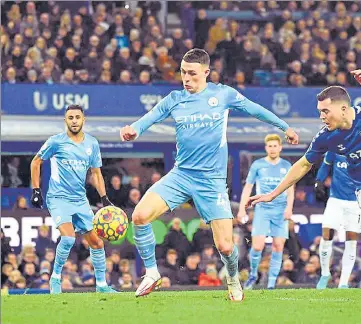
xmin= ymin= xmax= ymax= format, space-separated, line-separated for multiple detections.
xmin=264 ymin=134 xmax=282 ymax=145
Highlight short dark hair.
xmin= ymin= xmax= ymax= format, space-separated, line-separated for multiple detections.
xmin=182 ymin=48 xmax=210 ymax=66
xmin=316 ymin=86 xmax=351 ymax=105
xmin=65 ymin=104 xmax=84 ymax=113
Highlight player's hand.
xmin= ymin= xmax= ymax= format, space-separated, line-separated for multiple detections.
xmin=31 ymin=188 xmax=43 ymax=208
xmin=350 ymin=69 xmax=361 ymax=85
xmin=285 ymin=128 xmax=299 ymax=145
xmin=247 ymin=193 xmax=274 ymax=207
xmin=284 ymin=208 xmax=293 ymax=220
xmin=314 ymin=180 xmax=327 ymax=201
xmin=120 ymin=125 xmax=137 ymax=141
xmin=236 ymin=207 xmax=247 ymax=223
xmin=101 ymin=195 xmax=114 ymax=207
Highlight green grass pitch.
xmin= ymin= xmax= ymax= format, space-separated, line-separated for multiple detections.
xmin=2 ymin=289 xmax=361 ymax=324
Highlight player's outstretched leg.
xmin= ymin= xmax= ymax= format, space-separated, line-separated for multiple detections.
xmin=84 ymin=230 xmax=118 ymax=293
xmin=212 ymin=219 xmax=244 ymax=302
xmin=338 ymin=239 xmax=357 ymax=288
xmin=317 ymin=235 xmax=333 ymax=289
xmin=132 ymin=192 xmax=169 ymax=297
xmin=50 ymin=234 xmax=76 ymax=294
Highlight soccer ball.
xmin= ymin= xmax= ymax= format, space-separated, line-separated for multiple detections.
xmin=93 ymin=206 xmax=129 ymax=241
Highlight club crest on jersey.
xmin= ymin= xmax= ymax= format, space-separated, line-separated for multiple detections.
xmin=86 ymin=148 xmax=92 ymax=156
xmin=280 ymin=168 xmax=287 ymax=174
xmin=208 ymin=97 xmax=218 ymax=107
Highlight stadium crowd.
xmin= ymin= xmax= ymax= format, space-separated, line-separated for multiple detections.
xmin=2 ymin=213 xmax=361 ymax=291
xmin=1 ymin=1 xmax=361 ymax=87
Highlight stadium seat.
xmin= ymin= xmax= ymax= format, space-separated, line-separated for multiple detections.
xmin=186 ymin=218 xmax=201 ymax=241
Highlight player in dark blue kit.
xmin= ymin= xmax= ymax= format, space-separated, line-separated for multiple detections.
xmin=249 ymin=83 xmax=361 ymax=287
xmin=30 ymin=105 xmax=117 ymax=294
xmin=120 ymin=49 xmax=299 ymax=301
xmin=315 ymin=153 xmax=359 ymax=289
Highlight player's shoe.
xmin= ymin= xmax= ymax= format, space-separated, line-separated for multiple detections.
xmin=244 ymin=275 xmax=257 ymax=290
xmin=338 ymin=285 xmax=349 ymax=289
xmin=226 ymin=275 xmax=245 ymax=302
xmin=49 ymin=277 xmax=62 ymax=294
xmin=135 ymin=273 xmax=162 ymax=297
xmin=96 ymin=285 xmax=119 ymax=293
xmin=316 ymin=275 xmax=331 ymax=289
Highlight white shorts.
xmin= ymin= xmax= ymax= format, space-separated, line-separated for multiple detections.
xmin=323 ymin=197 xmax=361 ymax=233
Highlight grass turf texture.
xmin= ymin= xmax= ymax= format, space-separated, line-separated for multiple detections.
xmin=3 ymin=289 xmax=361 ymax=324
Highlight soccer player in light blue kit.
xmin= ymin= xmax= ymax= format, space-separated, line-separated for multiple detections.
xmin=249 ymin=83 xmax=361 ymax=288
xmin=120 ymin=49 xmax=299 ymax=301
xmin=314 ymin=152 xmax=359 ymax=289
xmin=238 ymin=134 xmax=294 ymax=289
xmin=30 ymin=105 xmax=117 ymax=294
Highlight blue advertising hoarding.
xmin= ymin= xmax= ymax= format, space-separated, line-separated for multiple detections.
xmin=3 ymin=84 xmax=361 ymax=118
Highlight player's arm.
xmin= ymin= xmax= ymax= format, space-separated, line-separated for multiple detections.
xmin=237 ymin=183 xmax=254 ymax=221
xmin=226 ymin=86 xmax=299 ymax=144
xmin=237 ymin=162 xmax=257 ymax=221
xmin=30 ymin=138 xmax=57 ymax=208
xmin=314 ymin=152 xmax=333 ymax=201
xmin=248 ymin=128 xmax=329 ymax=206
xmin=90 ymin=141 xmax=113 ymax=207
xmin=284 ymin=185 xmax=295 ymax=220
xmin=30 ymin=155 xmax=43 ymax=189
xmin=90 ymin=167 xmax=112 ymax=207
xmin=120 ymin=93 xmax=174 ymax=141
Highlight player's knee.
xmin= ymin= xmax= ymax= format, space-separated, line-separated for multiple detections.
xmin=132 ymin=209 xmax=152 ymax=226
xmin=272 ymin=242 xmax=284 ymax=252
xmin=89 ymin=237 xmax=104 ymax=249
xmin=216 ymin=241 xmax=233 ymax=256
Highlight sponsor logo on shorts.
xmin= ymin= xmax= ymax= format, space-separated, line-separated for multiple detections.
xmin=216 ymin=193 xmax=231 ymax=211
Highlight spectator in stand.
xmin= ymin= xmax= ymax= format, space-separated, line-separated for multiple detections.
xmin=284 ymin=220 xmax=302 ymax=263
xmin=4 ymin=67 xmax=17 ymax=84
xmin=158 ymin=249 xmax=179 ymax=284
xmin=1 ymin=229 xmax=13 ymax=265
xmin=23 ymin=262 xmax=38 ymax=286
xmin=199 ymin=245 xmax=220 ymax=271
xmin=296 ymin=262 xmax=320 ymax=285
xmin=191 ymin=219 xmax=214 ymax=253
xmin=34 ymin=225 xmax=56 ymax=259
xmin=2 ymin=264 xmax=14 ymax=287
xmin=279 ymin=259 xmax=297 ymax=284
xmin=176 ymin=254 xmax=202 ymax=285
xmin=162 ymin=218 xmax=191 ymax=265
xmin=138 ymin=70 xmax=151 ymax=85
xmin=198 ymin=262 xmax=222 ymax=287
xmin=124 ymin=188 xmax=141 ymax=209
xmin=12 ymin=195 xmax=28 ymax=211
xmin=143 ymin=172 xmax=162 ymax=192
xmin=107 ymin=175 xmax=129 ymax=208
xmin=119 ymin=272 xmax=133 ymax=289
xmin=295 ymin=248 xmax=310 ymax=272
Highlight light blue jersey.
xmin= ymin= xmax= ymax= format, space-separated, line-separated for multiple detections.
xmin=132 ymin=83 xmax=289 ymax=178
xmin=37 ymin=132 xmax=102 ymax=201
xmin=317 ymin=152 xmax=357 ymax=201
xmin=246 ymin=157 xmax=292 ymax=210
